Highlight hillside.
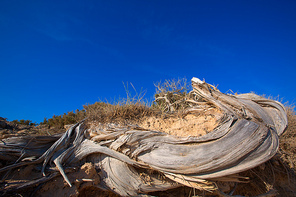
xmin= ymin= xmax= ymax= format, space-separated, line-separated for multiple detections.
xmin=0 ymin=78 xmax=295 ymax=197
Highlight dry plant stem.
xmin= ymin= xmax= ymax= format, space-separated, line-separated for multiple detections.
xmin=0 ymin=77 xmax=288 ymax=196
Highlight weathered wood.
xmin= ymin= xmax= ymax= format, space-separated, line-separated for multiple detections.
xmin=0 ymin=77 xmax=287 ymax=196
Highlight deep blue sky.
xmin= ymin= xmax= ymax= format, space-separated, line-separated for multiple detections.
xmin=1 ymin=0 xmax=295 ymax=123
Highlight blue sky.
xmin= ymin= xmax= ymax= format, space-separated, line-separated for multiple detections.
xmin=0 ymin=0 xmax=295 ymax=123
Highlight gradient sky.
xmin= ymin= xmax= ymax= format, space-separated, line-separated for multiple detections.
xmin=1 ymin=0 xmax=295 ymax=123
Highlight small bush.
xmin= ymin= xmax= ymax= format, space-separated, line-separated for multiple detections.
xmin=44 ymin=109 xmax=86 ymax=129
xmin=153 ymin=78 xmax=192 ymax=112
xmin=12 ymin=119 xmax=36 ymax=126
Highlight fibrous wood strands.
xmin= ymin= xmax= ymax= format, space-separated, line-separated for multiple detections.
xmin=0 ymin=77 xmax=288 ymax=196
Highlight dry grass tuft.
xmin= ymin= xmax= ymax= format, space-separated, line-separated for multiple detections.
xmin=84 ymin=101 xmax=155 ymax=125
xmin=84 ymin=82 xmax=156 ymax=125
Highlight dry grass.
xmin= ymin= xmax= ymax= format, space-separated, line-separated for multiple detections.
xmin=279 ymin=104 xmax=296 ymax=169
xmin=84 ymin=82 xmax=157 ymax=125
xmin=84 ymin=79 xmax=193 ymax=126
xmin=84 ymin=101 xmax=155 ymax=125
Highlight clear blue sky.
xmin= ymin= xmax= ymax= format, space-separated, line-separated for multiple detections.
xmin=0 ymin=0 xmax=295 ymax=123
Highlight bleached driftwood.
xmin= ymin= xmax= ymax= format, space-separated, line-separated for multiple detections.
xmin=0 ymin=78 xmax=287 ymax=196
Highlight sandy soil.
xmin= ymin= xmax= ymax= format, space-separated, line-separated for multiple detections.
xmin=138 ymin=109 xmax=222 ymax=137
xmin=33 ymin=163 xmax=101 ymax=197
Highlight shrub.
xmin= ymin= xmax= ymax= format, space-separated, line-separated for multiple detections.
xmin=12 ymin=119 xmax=36 ymax=126
xmin=153 ymin=78 xmax=191 ymax=112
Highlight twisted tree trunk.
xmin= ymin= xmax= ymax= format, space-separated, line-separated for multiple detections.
xmin=0 ymin=78 xmax=287 ymax=196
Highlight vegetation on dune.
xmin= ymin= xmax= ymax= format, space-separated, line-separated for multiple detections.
xmin=41 ymin=109 xmax=86 ymax=129
xmin=279 ymin=105 xmax=296 ymax=169
xmin=40 ymin=78 xmax=201 ymax=130
xmin=11 ymin=119 xmax=36 ymax=126
xmin=41 ymin=78 xmax=191 ymax=129
xmin=41 ymin=95 xmax=154 ymax=130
